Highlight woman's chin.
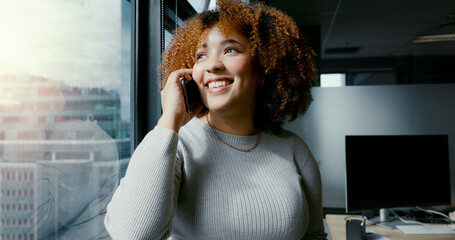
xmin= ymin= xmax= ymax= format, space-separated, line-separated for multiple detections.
xmin=205 ymin=102 xmax=232 ymax=113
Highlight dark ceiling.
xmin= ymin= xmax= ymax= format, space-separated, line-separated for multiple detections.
xmin=266 ymin=0 xmax=455 ymax=60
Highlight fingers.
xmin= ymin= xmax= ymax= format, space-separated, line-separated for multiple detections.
xmin=158 ymin=69 xmax=196 ymax=132
xmin=183 ymin=71 xmax=192 ymax=81
xmin=181 ymin=103 xmax=205 ymax=126
xmin=194 ymin=103 xmax=204 ymax=113
xmin=162 ymin=69 xmax=193 ymax=102
xmin=190 ymin=103 xmax=205 ymax=118
xmin=166 ymin=69 xmax=193 ymax=86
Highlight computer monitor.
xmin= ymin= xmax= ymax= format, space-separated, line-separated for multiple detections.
xmin=345 ymin=135 xmax=451 ymax=213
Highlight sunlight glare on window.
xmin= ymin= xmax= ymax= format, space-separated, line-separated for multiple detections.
xmin=0 ymin=0 xmax=131 ymax=239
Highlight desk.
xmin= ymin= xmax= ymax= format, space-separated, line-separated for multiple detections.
xmin=325 ymin=214 xmax=455 ymax=240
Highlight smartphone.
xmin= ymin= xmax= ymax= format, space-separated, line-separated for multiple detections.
xmin=181 ymin=77 xmax=202 ymax=113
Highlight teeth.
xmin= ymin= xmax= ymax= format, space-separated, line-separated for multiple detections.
xmin=208 ymin=81 xmax=231 ymax=89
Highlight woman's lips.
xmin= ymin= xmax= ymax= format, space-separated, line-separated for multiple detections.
xmin=205 ymin=78 xmax=233 ymax=94
xmin=206 ymin=81 xmax=232 ymax=94
xmin=207 ymin=80 xmax=231 ymax=89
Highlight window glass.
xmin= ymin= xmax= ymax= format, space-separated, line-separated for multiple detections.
xmin=188 ymin=0 xmax=207 ymax=13
xmin=320 ymin=73 xmax=346 ymax=87
xmin=165 ymin=30 xmax=174 ymax=50
xmin=0 ymin=0 xmax=131 ymax=239
xmin=347 ymin=71 xmax=397 ymax=85
xmin=188 ymin=0 xmax=249 ymax=11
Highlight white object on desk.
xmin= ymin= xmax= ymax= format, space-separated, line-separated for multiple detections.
xmin=396 ymin=224 xmax=455 ymax=235
xmin=449 ymin=211 xmax=455 ymax=221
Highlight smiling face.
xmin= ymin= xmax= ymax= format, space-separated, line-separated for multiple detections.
xmin=192 ymin=26 xmax=260 ymax=117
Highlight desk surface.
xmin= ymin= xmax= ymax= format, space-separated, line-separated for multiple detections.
xmin=325 ymin=214 xmax=455 ymax=240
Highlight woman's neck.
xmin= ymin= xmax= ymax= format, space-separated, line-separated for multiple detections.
xmin=201 ymin=111 xmax=257 ymax=136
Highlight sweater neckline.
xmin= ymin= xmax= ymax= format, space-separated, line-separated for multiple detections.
xmin=190 ymin=117 xmax=264 ymax=145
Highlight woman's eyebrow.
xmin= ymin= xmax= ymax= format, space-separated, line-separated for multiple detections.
xmin=220 ymin=38 xmax=243 ymax=46
xmin=197 ymin=38 xmax=244 ymax=50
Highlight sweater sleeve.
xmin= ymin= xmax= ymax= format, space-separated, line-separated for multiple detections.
xmin=294 ymin=139 xmax=328 ymax=240
xmin=104 ymin=126 xmax=182 ymax=240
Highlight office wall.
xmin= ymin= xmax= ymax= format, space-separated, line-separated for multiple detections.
xmin=284 ymin=83 xmax=455 ymax=208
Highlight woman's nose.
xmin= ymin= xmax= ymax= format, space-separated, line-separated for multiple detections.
xmin=206 ymin=56 xmax=225 ymax=73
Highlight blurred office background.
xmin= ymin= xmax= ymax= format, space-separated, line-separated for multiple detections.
xmin=269 ymin=0 xmax=455 ymax=212
xmin=1 ymin=0 xmax=454 ymax=239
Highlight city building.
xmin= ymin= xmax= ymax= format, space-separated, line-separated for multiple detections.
xmin=0 ymin=75 xmax=126 ymax=239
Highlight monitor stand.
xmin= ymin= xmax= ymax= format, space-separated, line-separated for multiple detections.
xmin=367 ymin=208 xmax=416 ymax=229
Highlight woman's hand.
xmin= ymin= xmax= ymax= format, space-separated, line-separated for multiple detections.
xmin=157 ymin=69 xmax=203 ymax=133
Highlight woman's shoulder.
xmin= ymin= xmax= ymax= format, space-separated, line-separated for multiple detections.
xmin=269 ymin=128 xmax=309 ymax=148
xmin=178 ymin=117 xmax=211 ymax=143
xmin=262 ymin=129 xmax=318 ymax=173
xmin=261 ymin=129 xmax=311 ymax=159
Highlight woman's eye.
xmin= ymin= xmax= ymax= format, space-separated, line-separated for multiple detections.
xmin=225 ymin=48 xmax=238 ymax=54
xmin=196 ymin=53 xmax=207 ymax=60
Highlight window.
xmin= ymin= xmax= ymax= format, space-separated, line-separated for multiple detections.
xmin=320 ymin=73 xmax=346 ymax=87
xmin=0 ymin=0 xmax=131 ymax=238
xmin=347 ymin=71 xmax=397 ymax=85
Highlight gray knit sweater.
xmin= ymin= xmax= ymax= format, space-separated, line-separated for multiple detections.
xmin=105 ymin=117 xmax=327 ymax=240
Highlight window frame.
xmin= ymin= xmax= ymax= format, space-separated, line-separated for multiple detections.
xmin=131 ymin=0 xmax=198 ymax=149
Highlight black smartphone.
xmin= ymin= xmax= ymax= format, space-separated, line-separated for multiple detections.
xmin=181 ymin=77 xmax=202 ymax=113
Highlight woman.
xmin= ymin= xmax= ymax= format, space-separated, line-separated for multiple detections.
xmin=105 ymin=0 xmax=327 ymax=239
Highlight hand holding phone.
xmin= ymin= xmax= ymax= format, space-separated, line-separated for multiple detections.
xmin=181 ymin=77 xmax=202 ymax=113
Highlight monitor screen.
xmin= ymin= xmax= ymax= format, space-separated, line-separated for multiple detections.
xmin=345 ymin=135 xmax=451 ymax=213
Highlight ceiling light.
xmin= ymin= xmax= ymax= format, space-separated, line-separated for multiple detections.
xmin=412 ymin=33 xmax=455 ymax=43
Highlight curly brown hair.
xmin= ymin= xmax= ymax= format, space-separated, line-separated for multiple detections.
xmin=159 ymin=0 xmax=316 ymax=134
